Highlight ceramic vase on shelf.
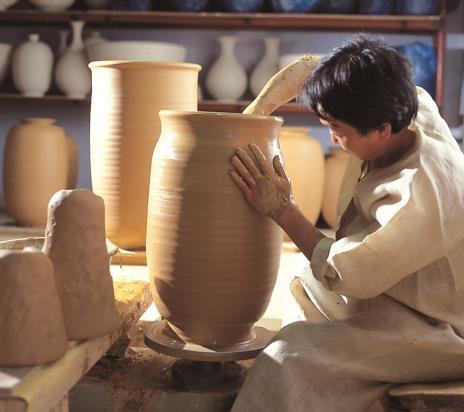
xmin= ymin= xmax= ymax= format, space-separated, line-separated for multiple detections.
xmin=205 ymin=36 xmax=247 ymax=102
xmin=11 ymin=34 xmax=53 ymax=97
xmin=250 ymin=37 xmax=280 ymax=98
xmin=89 ymin=61 xmax=200 ymax=250
xmin=279 ymin=127 xmax=324 ymax=233
xmin=3 ymin=118 xmax=68 ymax=227
xmin=29 ymin=0 xmax=75 ymax=11
xmin=55 ymin=21 xmax=91 ymax=99
xmin=65 ymin=133 xmax=79 ymax=189
xmin=322 ymin=148 xmax=350 ymax=229
xmin=147 ymin=111 xmax=283 ymax=347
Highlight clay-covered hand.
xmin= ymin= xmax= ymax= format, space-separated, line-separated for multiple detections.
xmin=230 ymin=143 xmax=295 ymax=220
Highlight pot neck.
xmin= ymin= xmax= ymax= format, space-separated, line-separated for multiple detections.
xmin=263 ymin=37 xmax=280 ymax=58
xmin=69 ymin=20 xmax=84 ymax=50
xmin=218 ymin=36 xmax=238 ymax=55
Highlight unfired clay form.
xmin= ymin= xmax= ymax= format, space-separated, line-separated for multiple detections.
xmin=3 ymin=118 xmax=68 ymax=227
xmin=89 ymin=61 xmax=200 ymax=250
xmin=0 ymin=249 xmax=67 ymax=366
xmin=42 ymin=189 xmax=121 ymax=340
xmin=147 ymin=110 xmax=283 ymax=347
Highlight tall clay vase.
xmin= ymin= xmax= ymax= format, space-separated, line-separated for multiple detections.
xmin=3 ymin=118 xmax=68 ymax=227
xmin=322 ymin=148 xmax=350 ymax=228
xmin=279 ymin=127 xmax=324 ymax=234
xmin=250 ymin=37 xmax=280 ymax=98
xmin=90 ymin=62 xmax=200 ymax=249
xmin=11 ymin=34 xmax=53 ymax=97
xmin=147 ymin=111 xmax=283 ymax=347
xmin=205 ymin=36 xmax=247 ymax=102
xmin=55 ymin=21 xmax=91 ymax=98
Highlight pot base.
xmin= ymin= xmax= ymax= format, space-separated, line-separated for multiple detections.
xmin=143 ymin=319 xmax=274 ymax=362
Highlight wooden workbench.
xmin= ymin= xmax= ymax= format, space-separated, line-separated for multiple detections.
xmin=0 ymin=265 xmax=152 ymax=412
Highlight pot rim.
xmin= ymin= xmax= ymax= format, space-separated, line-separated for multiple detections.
xmin=159 ymin=110 xmax=284 ymax=124
xmin=88 ymin=60 xmax=202 ymax=71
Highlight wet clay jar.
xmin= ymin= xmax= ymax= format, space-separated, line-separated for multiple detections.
xmin=147 ymin=111 xmax=283 ymax=347
xmin=89 ymin=61 xmax=201 ymax=250
xmin=3 ymin=118 xmax=68 ymax=227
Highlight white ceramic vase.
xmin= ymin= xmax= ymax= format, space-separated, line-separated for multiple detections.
xmin=11 ymin=34 xmax=53 ymax=97
xmin=205 ymin=36 xmax=247 ymax=102
xmin=55 ymin=21 xmax=91 ymax=99
xmin=250 ymin=37 xmax=280 ymax=98
xmin=29 ymin=0 xmax=74 ymax=11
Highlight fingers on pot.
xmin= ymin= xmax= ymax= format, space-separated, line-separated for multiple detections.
xmin=248 ymin=143 xmax=273 ymax=176
xmin=233 ymin=147 xmax=261 ymax=180
xmin=273 ymin=155 xmax=289 ymax=180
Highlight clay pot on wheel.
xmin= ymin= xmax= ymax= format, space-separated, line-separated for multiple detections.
xmin=89 ymin=61 xmax=200 ymax=250
xmin=147 ymin=111 xmax=283 ymax=347
xmin=3 ymin=118 xmax=68 ymax=227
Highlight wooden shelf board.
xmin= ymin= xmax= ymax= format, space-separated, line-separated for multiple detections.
xmin=0 ymin=10 xmax=441 ymax=32
xmin=0 ymin=94 xmax=310 ymax=114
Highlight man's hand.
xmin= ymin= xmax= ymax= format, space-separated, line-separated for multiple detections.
xmin=230 ymin=143 xmax=295 ymax=220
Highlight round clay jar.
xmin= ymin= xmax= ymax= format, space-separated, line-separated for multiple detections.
xmin=3 ymin=118 xmax=68 ymax=227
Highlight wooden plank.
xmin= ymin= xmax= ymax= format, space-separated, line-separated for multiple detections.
xmin=0 ymin=10 xmax=441 ymax=32
xmin=0 ymin=267 xmax=151 ymax=412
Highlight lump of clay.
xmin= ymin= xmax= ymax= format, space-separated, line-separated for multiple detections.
xmin=43 ymin=189 xmax=121 ymax=340
xmin=0 ymin=249 xmax=68 ymax=366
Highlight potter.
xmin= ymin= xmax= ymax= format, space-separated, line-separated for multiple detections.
xmin=230 ymin=35 xmax=464 ymax=411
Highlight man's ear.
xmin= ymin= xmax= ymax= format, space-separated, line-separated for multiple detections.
xmin=378 ymin=123 xmax=392 ymax=142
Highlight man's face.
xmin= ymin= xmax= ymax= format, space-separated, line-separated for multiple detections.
xmin=319 ymin=118 xmax=386 ymax=161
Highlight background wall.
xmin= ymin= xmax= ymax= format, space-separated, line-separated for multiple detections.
xmin=0 ymin=3 xmax=462 ymax=195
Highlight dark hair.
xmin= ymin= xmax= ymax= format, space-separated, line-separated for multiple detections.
xmin=298 ymin=35 xmax=418 ymax=134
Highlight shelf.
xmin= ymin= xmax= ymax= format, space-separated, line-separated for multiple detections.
xmin=0 ymin=10 xmax=442 ymax=32
xmin=0 ymin=93 xmax=309 ymax=114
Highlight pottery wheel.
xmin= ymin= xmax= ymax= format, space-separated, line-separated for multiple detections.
xmin=143 ymin=320 xmax=274 ymax=362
